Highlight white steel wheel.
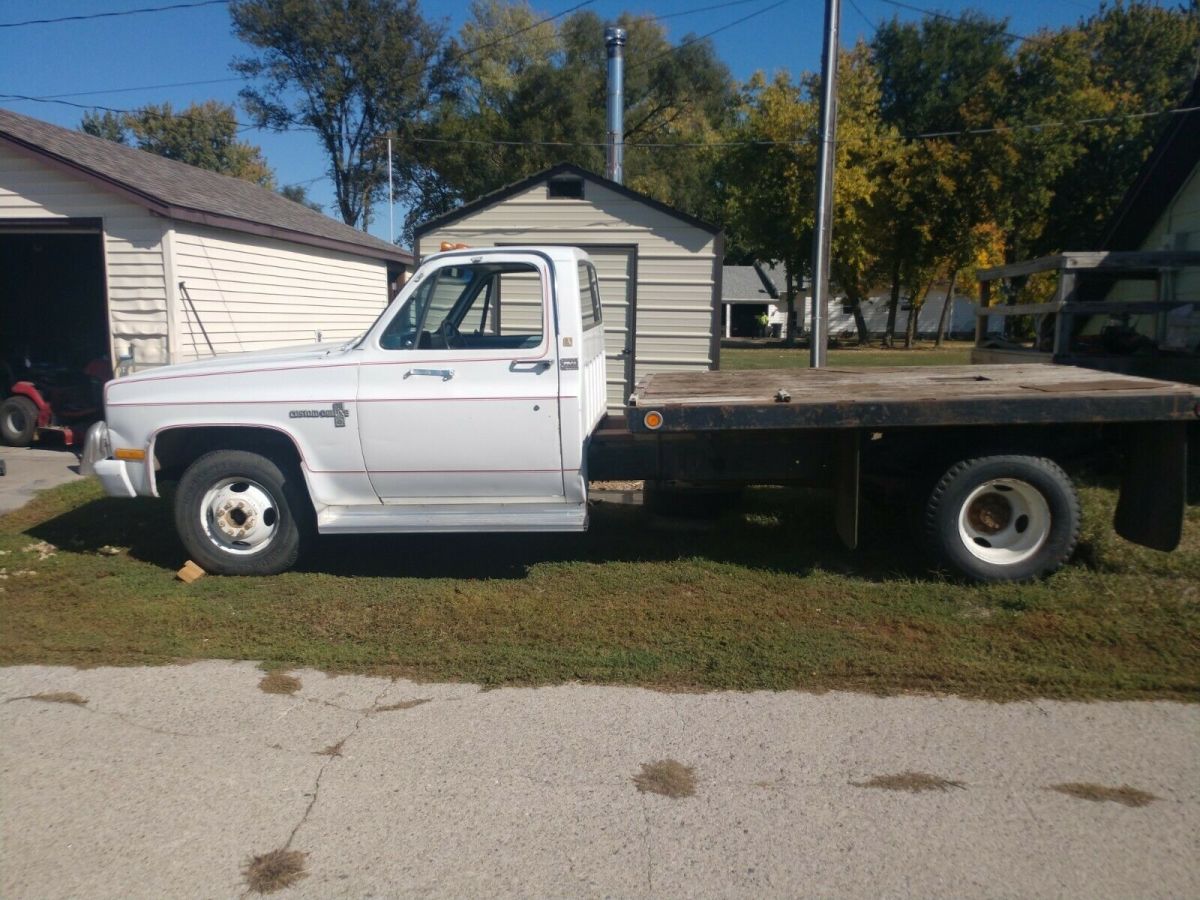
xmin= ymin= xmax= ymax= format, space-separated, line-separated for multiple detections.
xmin=199 ymin=477 xmax=280 ymax=556
xmin=956 ymin=478 xmax=1051 ymax=566
xmin=175 ymin=450 xmax=307 ymax=576
xmin=924 ymin=455 xmax=1080 ymax=583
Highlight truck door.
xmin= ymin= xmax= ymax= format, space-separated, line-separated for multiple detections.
xmin=355 ymin=253 xmax=564 ymax=503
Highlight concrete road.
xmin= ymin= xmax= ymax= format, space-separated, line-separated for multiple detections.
xmin=1 ymin=662 xmax=1197 ymax=899
xmin=0 ymin=446 xmax=82 ymax=514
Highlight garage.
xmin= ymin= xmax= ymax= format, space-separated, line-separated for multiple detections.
xmin=414 ymin=163 xmax=721 ymax=409
xmin=1 ymin=106 xmax=413 ymax=446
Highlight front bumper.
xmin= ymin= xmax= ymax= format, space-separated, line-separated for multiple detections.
xmin=93 ymin=459 xmax=138 ymax=498
xmin=81 ymin=420 xmax=144 ymax=498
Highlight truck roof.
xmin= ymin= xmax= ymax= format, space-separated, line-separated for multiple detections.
xmin=419 ymin=245 xmax=589 ymax=265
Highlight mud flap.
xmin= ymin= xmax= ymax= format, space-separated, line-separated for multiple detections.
xmin=1114 ymin=421 xmax=1188 ymax=552
xmin=834 ymin=430 xmax=860 ymax=550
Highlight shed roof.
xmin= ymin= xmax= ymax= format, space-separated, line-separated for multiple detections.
xmin=0 ymin=106 xmax=412 ymax=265
xmin=413 ymin=162 xmax=720 ymax=238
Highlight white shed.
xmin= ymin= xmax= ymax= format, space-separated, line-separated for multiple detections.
xmin=0 ymin=107 xmax=411 ymax=377
xmin=414 ymin=164 xmax=722 ymax=409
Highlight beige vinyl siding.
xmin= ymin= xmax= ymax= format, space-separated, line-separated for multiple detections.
xmin=420 ymin=178 xmax=717 ymax=410
xmin=0 ymin=141 xmax=169 ymax=367
xmin=171 ymin=223 xmax=389 ymax=359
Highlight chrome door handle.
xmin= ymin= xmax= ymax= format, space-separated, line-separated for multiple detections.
xmin=509 ymin=360 xmax=552 ymax=373
xmin=404 ymin=368 xmax=454 ymax=381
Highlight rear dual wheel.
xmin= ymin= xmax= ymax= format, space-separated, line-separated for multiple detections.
xmin=924 ymin=455 xmax=1080 ymax=583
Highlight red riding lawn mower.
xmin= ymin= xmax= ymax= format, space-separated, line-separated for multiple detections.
xmin=1 ymin=357 xmax=111 ymax=448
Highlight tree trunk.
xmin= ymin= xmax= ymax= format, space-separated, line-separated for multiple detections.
xmin=904 ymin=281 xmax=932 ymax=348
xmin=845 ymin=285 xmax=870 ymax=344
xmin=934 ymin=268 xmax=958 ymax=348
xmin=783 ymin=267 xmax=796 ymax=348
xmin=884 ymin=257 xmax=901 ymax=348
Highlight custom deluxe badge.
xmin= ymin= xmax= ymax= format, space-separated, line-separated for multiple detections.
xmin=289 ymin=402 xmax=351 ymax=427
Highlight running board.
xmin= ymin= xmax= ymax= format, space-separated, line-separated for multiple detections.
xmin=317 ymin=501 xmax=588 ymax=534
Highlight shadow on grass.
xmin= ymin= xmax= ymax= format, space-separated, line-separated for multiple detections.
xmin=22 ymin=485 xmax=930 ymax=583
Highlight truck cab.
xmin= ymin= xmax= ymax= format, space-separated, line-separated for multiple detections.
xmin=87 ymin=246 xmax=608 ymax=575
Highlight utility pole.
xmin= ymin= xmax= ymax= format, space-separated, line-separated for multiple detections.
xmin=809 ymin=0 xmax=841 ymax=368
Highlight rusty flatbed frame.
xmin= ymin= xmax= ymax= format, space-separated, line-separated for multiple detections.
xmin=623 ymin=364 xmax=1200 ymax=433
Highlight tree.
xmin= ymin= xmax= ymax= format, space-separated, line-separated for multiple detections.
xmin=721 ymin=71 xmax=811 ymax=346
xmin=871 ymin=11 xmax=1014 ymax=345
xmin=230 ymin=0 xmax=457 ymax=229
xmin=279 ymin=183 xmax=324 ymax=212
xmin=408 ymin=4 xmax=735 ymax=235
xmin=80 ymin=101 xmax=275 ymax=186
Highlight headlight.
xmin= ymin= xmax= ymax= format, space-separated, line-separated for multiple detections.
xmin=79 ymin=421 xmax=112 ymax=476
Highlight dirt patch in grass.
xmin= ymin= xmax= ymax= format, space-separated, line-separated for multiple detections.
xmin=315 ymin=739 xmax=345 ymax=757
xmin=6 ymin=691 xmax=88 ymax=706
xmin=634 ymin=759 xmax=697 ymax=798
xmin=258 ymin=673 xmax=301 ymax=695
xmin=373 ymin=698 xmax=431 ymax=712
xmin=852 ymin=772 xmax=965 ymax=793
xmin=243 ymin=848 xmax=307 ymax=894
xmin=1048 ymin=783 xmax=1159 ymax=807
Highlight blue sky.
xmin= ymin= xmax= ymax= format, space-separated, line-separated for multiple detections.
xmin=1 ymin=0 xmax=1102 ymax=244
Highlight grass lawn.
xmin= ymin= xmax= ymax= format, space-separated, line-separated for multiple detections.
xmin=1 ymin=478 xmax=1196 ymax=701
xmin=722 ymin=341 xmax=975 ymax=370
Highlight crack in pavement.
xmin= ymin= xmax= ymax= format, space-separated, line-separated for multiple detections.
xmin=283 ymin=682 xmax=395 ymax=852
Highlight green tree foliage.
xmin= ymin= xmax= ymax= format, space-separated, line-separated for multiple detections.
xmin=230 ymin=0 xmax=456 ymax=229
xmin=80 ymin=101 xmax=275 ymax=187
xmin=871 ymin=10 xmax=1014 ymax=345
xmin=1019 ymin=1 xmax=1200 ymax=254
xmin=409 ymin=2 xmax=734 ymax=236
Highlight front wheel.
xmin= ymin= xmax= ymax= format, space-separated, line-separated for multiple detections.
xmin=924 ymin=455 xmax=1080 ymax=583
xmin=174 ymin=450 xmax=309 ymax=575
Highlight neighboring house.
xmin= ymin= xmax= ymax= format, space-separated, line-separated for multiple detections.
xmin=721 ymin=263 xmax=779 ymax=337
xmin=414 ymin=163 xmax=721 ymax=409
xmin=0 ymin=107 xmax=412 ymax=376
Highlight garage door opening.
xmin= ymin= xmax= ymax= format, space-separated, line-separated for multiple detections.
xmin=1 ymin=225 xmax=110 ymax=445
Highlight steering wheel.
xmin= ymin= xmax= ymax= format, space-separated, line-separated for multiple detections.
xmin=437 ymin=318 xmax=466 ymax=350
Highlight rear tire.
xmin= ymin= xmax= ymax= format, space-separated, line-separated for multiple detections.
xmin=174 ymin=450 xmax=309 ymax=576
xmin=924 ymin=455 xmax=1079 ymax=583
xmin=0 ymin=396 xmax=38 ymax=447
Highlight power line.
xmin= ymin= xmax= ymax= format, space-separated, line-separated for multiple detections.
xmin=403 ymin=103 xmax=1200 ymax=149
xmin=629 ymin=0 xmax=792 ymax=71
xmin=872 ymin=0 xmax=1036 ymax=44
xmin=0 ymin=0 xmax=227 ymax=29
xmin=27 ymin=78 xmax=245 ymax=100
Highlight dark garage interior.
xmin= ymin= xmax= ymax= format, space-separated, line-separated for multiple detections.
xmin=1 ymin=227 xmax=109 ymax=379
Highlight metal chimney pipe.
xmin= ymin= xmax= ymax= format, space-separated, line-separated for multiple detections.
xmin=605 ymin=26 xmax=627 ymax=184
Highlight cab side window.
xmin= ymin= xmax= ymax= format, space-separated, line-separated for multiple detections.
xmin=379 ymin=262 xmax=545 ymax=351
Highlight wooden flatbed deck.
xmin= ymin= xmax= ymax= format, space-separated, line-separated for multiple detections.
xmin=626 ymin=364 xmax=1200 ymax=432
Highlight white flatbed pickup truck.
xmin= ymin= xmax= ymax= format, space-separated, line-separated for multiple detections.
xmin=85 ymin=245 xmax=1200 ymax=582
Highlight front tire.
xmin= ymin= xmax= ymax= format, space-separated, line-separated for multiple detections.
xmin=924 ymin=455 xmax=1080 ymax=583
xmin=174 ymin=450 xmax=309 ymax=576
xmin=0 ymin=396 xmax=38 ymax=447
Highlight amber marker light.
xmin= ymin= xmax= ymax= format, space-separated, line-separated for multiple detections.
xmin=643 ymin=410 xmax=664 ymax=430
xmin=114 ymin=448 xmax=146 ymax=461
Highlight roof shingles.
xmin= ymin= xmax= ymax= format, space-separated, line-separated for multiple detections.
xmin=0 ymin=106 xmax=411 ymax=264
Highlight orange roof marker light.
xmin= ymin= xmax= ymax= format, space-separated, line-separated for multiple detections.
xmin=643 ymin=410 xmax=664 ymax=430
xmin=439 ymin=241 xmax=470 ymax=252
